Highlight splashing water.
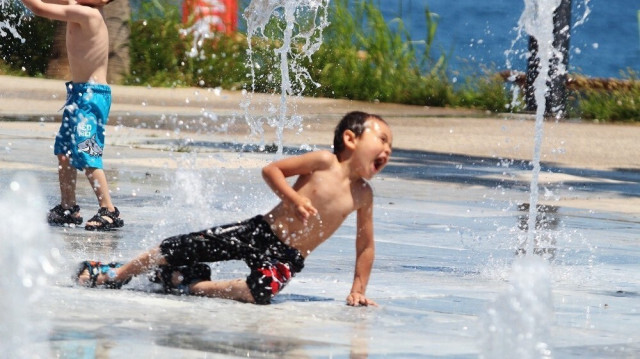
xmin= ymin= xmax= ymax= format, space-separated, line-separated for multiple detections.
xmin=0 ymin=174 xmax=63 ymax=358
xmin=242 ymin=0 xmax=329 ymax=154
xmin=520 ymin=0 xmax=563 ymax=256
xmin=0 ymin=0 xmax=26 ymax=42
xmin=481 ymin=1 xmax=570 ymax=356
xmin=572 ymin=0 xmax=591 ymax=28
xmin=480 ymin=256 xmax=553 ymax=359
xmin=180 ymin=0 xmax=228 ymax=58
xmin=505 ymin=0 xmax=590 ymax=114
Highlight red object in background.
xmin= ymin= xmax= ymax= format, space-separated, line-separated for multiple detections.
xmin=182 ymin=0 xmax=238 ymax=34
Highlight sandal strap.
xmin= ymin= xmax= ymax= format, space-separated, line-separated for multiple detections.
xmin=48 ymin=204 xmax=83 ymax=225
xmin=87 ymin=213 xmax=110 ymax=226
xmin=77 ymin=261 xmax=102 ymax=288
xmin=87 ymin=207 xmax=120 ymax=224
xmin=52 ymin=204 xmax=80 ymax=216
xmin=76 ymin=261 xmax=130 ymax=289
xmin=97 ymin=206 xmax=120 ymax=220
xmin=85 ymin=207 xmax=123 ymax=231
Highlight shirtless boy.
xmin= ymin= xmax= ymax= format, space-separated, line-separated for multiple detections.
xmin=77 ymin=111 xmax=393 ymax=305
xmin=20 ymin=0 xmax=124 ymax=230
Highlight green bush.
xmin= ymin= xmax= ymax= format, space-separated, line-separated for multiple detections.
xmin=571 ymin=89 xmax=640 ymax=122
xmin=0 ymin=2 xmax=55 ymax=76
xmin=127 ymin=0 xmax=257 ymax=89
xmin=309 ymin=0 xmax=454 ymax=107
xmin=126 ymin=2 xmax=189 ymax=86
xmin=566 ymin=71 xmax=640 ymax=122
xmin=455 ymin=72 xmax=517 ymax=112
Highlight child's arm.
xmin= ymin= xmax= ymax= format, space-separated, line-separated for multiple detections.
xmin=75 ymin=0 xmax=108 ymax=4
xmin=346 ymin=191 xmax=378 ymax=307
xmin=41 ymin=0 xmax=72 ymax=5
xmin=262 ymin=150 xmax=334 ymax=223
xmin=20 ymin=0 xmax=93 ymax=23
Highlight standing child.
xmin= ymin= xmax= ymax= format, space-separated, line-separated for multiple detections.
xmin=20 ymin=0 xmax=124 ymax=230
xmin=77 ymin=111 xmax=392 ymax=306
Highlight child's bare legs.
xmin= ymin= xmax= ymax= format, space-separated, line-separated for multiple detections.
xmin=77 ymin=247 xmax=257 ymax=303
xmin=189 ymin=279 xmax=256 ymax=303
xmin=47 ymin=154 xmax=82 ymax=224
xmin=58 ymin=154 xmax=80 ymax=212
xmin=52 ymin=159 xmax=115 ymax=219
xmin=85 ymin=168 xmax=114 ymax=210
xmin=85 ymin=167 xmax=117 ymax=226
xmin=77 ymin=247 xmax=167 ymax=285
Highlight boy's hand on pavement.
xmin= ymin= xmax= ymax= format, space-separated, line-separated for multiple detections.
xmin=346 ymin=292 xmax=378 ymax=307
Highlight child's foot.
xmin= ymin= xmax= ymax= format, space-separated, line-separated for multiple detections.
xmin=75 ymin=261 xmax=131 ymax=289
xmin=85 ymin=207 xmax=124 ymax=231
xmin=47 ymin=204 xmax=82 ymax=226
xmin=149 ymin=263 xmax=211 ymax=294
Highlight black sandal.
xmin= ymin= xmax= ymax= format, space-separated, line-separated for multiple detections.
xmin=75 ymin=261 xmax=131 ymax=289
xmin=47 ymin=204 xmax=82 ymax=226
xmin=85 ymin=207 xmax=124 ymax=231
xmin=149 ymin=263 xmax=211 ymax=294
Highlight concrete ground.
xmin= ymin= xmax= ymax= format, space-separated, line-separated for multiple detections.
xmin=1 ymin=75 xmax=639 ymax=358
xmin=2 ymin=75 xmax=639 ymax=214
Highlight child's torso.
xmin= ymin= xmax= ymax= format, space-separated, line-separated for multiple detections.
xmin=66 ymin=8 xmax=109 ymax=84
xmin=264 ymin=161 xmax=369 ymax=256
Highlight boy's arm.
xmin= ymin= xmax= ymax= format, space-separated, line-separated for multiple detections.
xmin=346 ymin=193 xmax=378 ymax=307
xmin=41 ymin=0 xmax=71 ymax=5
xmin=75 ymin=0 xmax=108 ymax=4
xmin=262 ymin=150 xmax=333 ymax=223
xmin=20 ymin=0 xmax=93 ymax=23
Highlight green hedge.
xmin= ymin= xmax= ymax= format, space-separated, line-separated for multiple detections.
xmin=0 ymin=2 xmax=55 ymax=76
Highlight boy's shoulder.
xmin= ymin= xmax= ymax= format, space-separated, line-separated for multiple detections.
xmin=295 ymin=149 xmax=336 ymax=166
xmin=311 ymin=149 xmax=337 ymax=161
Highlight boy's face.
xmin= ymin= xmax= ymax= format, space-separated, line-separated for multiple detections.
xmin=355 ymin=118 xmax=393 ymax=179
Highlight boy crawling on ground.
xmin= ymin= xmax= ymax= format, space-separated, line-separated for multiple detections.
xmin=77 ymin=111 xmax=393 ymax=305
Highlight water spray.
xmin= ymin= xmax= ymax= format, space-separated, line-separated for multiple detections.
xmin=243 ymin=0 xmax=329 ymax=155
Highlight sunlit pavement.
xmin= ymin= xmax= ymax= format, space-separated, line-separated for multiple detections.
xmin=1 ymin=75 xmax=639 ymax=357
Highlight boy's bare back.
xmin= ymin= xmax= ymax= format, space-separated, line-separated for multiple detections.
xmin=20 ymin=0 xmax=109 ymax=83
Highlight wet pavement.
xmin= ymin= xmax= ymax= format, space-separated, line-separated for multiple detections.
xmin=1 ymin=75 xmax=639 ymax=358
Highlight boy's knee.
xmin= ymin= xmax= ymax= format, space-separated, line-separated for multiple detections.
xmin=247 ymin=262 xmax=294 ymax=305
xmin=150 ymin=247 xmax=169 ymax=265
xmin=57 ymin=154 xmax=72 ymax=166
xmin=237 ymin=279 xmax=259 ymax=304
xmin=248 ymin=288 xmax=270 ymax=305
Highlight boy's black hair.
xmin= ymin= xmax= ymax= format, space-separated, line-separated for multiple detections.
xmin=333 ymin=111 xmax=385 ymax=155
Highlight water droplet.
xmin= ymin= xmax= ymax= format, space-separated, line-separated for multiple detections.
xmin=10 ymin=181 xmax=20 ymax=191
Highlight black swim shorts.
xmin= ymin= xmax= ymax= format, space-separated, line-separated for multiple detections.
xmin=159 ymin=215 xmax=305 ymax=304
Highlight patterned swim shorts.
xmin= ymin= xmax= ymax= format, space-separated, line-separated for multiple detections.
xmin=54 ymin=82 xmax=111 ymax=170
xmin=159 ymin=215 xmax=305 ymax=304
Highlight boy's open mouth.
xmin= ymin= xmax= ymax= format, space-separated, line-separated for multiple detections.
xmin=374 ymin=158 xmax=385 ymax=171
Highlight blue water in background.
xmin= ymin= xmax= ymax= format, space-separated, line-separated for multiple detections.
xmin=380 ymin=0 xmax=640 ymax=79
xmin=190 ymin=0 xmax=637 ymax=79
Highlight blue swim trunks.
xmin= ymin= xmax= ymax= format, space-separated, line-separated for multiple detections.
xmin=54 ymin=82 xmax=111 ymax=170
